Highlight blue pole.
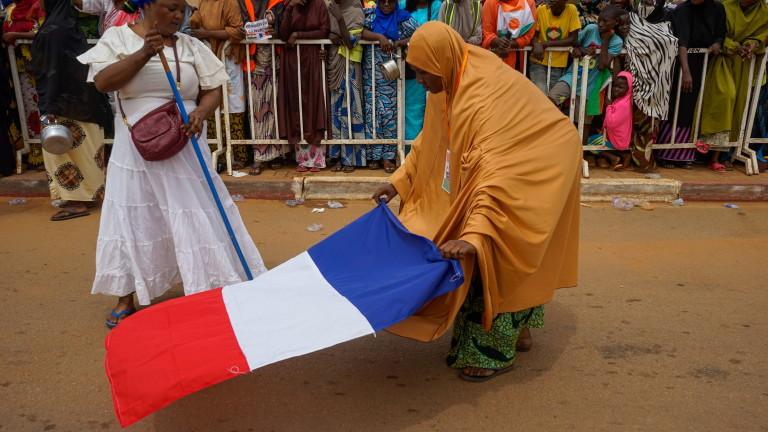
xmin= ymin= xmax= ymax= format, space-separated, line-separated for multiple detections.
xmin=158 ymin=52 xmax=253 ymax=281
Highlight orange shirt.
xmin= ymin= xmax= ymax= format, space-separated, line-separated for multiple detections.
xmin=481 ymin=0 xmax=537 ymax=70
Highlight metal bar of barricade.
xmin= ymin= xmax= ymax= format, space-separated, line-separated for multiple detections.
xmin=320 ymin=42 xmax=328 ymax=141
xmin=8 ymin=45 xmax=31 ymax=174
xmin=296 ymin=44 xmax=305 ymax=144
xmin=220 ymin=43 xmax=233 ymax=175
xmin=371 ymin=45 xmax=377 ymax=141
xmin=345 ymin=53 xmax=352 ymax=142
xmin=546 ymin=52 xmax=552 ymax=91
xmin=568 ymin=55 xmax=578 ymax=122
xmin=741 ymin=53 xmax=767 ymax=174
xmin=271 ymin=43 xmax=279 ymax=138
xmin=691 ymin=50 xmax=709 ymax=145
xmin=670 ymin=66 xmax=682 ymax=145
xmin=246 ymin=41 xmax=256 ymax=144
xmin=732 ymin=55 xmax=758 ymax=175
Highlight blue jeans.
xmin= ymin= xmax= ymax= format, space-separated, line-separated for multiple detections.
xmin=529 ymin=63 xmax=566 ymax=95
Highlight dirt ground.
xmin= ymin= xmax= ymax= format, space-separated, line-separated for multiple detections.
xmin=1 ymin=198 xmax=767 ymax=432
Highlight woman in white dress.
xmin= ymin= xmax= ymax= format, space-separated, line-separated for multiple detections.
xmin=78 ymin=0 xmax=267 ymax=328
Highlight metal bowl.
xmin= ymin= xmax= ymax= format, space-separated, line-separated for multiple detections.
xmin=41 ymin=123 xmax=73 ymax=155
xmin=380 ymin=55 xmax=401 ymax=81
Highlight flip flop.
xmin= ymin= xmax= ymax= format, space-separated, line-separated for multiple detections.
xmin=710 ymin=162 xmax=726 ymax=172
xmin=105 ymin=308 xmax=135 ymax=330
xmin=459 ymin=365 xmax=515 ymax=383
xmin=342 ymin=165 xmax=355 ymax=173
xmin=296 ymin=165 xmax=309 ymax=173
xmin=50 ymin=208 xmax=90 ymax=222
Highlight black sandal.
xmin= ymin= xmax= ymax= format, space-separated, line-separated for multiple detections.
xmin=459 ymin=365 xmax=515 ymax=383
xmin=50 ymin=207 xmax=90 ymax=222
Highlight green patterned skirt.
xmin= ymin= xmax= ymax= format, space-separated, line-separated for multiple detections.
xmin=447 ymin=278 xmax=544 ymax=370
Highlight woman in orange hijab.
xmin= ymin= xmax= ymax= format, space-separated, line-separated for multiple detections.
xmin=373 ymin=22 xmax=581 ymax=382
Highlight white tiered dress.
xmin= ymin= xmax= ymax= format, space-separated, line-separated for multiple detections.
xmin=79 ymin=25 xmax=267 ymax=305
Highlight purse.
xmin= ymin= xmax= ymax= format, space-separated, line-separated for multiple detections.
xmin=117 ymin=41 xmax=188 ymax=162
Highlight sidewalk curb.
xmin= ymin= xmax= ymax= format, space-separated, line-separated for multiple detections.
xmin=3 ymin=172 xmax=767 ymax=202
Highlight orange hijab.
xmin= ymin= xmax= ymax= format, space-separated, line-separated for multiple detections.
xmin=388 ymin=22 xmax=581 ymax=341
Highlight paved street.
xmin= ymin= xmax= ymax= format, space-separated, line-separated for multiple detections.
xmin=1 ymin=199 xmax=767 ymax=431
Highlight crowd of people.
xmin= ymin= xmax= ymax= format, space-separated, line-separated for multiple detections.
xmin=1 ymin=0 xmax=767 ymax=180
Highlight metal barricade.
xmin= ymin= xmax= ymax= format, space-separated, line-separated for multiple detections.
xmin=6 ymin=39 xmax=224 ymax=174
xmin=219 ymin=39 xmax=405 ymax=176
xmin=740 ymin=53 xmax=768 ymax=174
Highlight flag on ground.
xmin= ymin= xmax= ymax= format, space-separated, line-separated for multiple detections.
xmin=105 ymin=203 xmax=464 ymax=427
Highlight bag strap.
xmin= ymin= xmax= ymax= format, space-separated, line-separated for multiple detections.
xmin=118 ymin=37 xmax=181 ymax=130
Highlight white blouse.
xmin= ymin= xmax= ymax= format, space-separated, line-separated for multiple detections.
xmin=77 ymin=24 xmax=229 ymax=102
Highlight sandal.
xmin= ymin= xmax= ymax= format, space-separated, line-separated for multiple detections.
xmin=368 ymin=161 xmax=381 ymax=170
xmin=50 ymin=207 xmax=90 ymax=222
xmin=330 ymin=161 xmax=344 ymax=172
xmin=342 ymin=165 xmax=355 ymax=173
xmin=383 ymin=160 xmax=397 ymax=174
xmin=459 ymin=365 xmax=515 ymax=383
xmin=296 ymin=165 xmax=309 ymax=173
xmin=710 ymin=162 xmax=726 ymax=172
xmin=105 ymin=307 xmax=135 ymax=330
xmin=249 ymin=164 xmax=262 ymax=176
xmin=310 ymin=167 xmax=320 ymax=173
xmin=723 ymin=161 xmax=735 ymax=171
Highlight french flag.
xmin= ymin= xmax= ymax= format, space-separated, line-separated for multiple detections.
xmin=105 ymin=203 xmax=464 ymax=427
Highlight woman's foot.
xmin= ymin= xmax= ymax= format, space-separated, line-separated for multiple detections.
xmin=296 ymin=165 xmax=309 ymax=173
xmin=50 ymin=201 xmax=94 ymax=221
xmin=383 ymin=159 xmax=397 ymax=174
xmin=249 ymin=163 xmax=263 ymax=176
xmin=342 ymin=165 xmax=355 ymax=173
xmin=596 ymin=157 xmax=610 ymax=169
xmin=516 ymin=328 xmax=533 ymax=352
xmin=710 ymin=162 xmax=726 ymax=172
xmin=368 ymin=161 xmax=381 ymax=170
xmin=330 ymin=160 xmax=344 ymax=172
xmin=105 ymin=295 xmax=136 ymax=329
xmin=459 ymin=365 xmax=515 ymax=382
xmin=661 ymin=162 xmax=676 ymax=169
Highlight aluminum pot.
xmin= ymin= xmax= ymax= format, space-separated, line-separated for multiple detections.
xmin=41 ymin=120 xmax=73 ymax=155
xmin=380 ymin=53 xmax=402 ymax=81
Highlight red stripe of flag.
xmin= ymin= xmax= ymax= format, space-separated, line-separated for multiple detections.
xmin=105 ymin=288 xmax=249 ymax=427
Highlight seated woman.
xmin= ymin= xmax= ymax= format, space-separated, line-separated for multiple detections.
xmin=587 ymin=71 xmax=633 ymax=170
xmin=374 ymin=22 xmax=580 ymax=382
xmin=78 ymin=0 xmax=266 ymax=327
xmin=361 ymin=0 xmax=418 ymax=173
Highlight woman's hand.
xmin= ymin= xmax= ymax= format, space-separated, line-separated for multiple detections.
xmin=191 ymin=28 xmax=210 ymax=40
xmin=329 ymin=33 xmax=343 ymax=45
xmin=439 ymin=240 xmax=476 ymax=260
xmin=708 ymin=42 xmax=721 ymax=56
xmin=182 ymin=109 xmax=204 ymax=137
xmin=572 ymin=46 xmax=584 ymax=58
xmin=379 ymin=36 xmax=394 ymax=53
xmin=371 ymin=183 xmax=398 ymax=203
xmin=287 ymin=31 xmax=300 ymax=46
xmin=681 ymin=69 xmax=693 ymax=93
xmin=394 ymin=39 xmax=408 ymax=50
xmin=142 ymin=28 xmax=165 ymax=58
xmin=2 ymin=32 xmax=19 ymax=45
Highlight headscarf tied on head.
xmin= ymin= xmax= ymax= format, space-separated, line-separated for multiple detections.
xmin=389 ymin=22 xmax=581 ymax=341
xmin=372 ymin=0 xmax=411 ymax=41
xmin=604 ymin=71 xmax=633 ymax=151
xmin=30 ymin=0 xmax=113 ymax=132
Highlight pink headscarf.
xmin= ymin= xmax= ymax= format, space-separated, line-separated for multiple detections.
xmin=604 ymin=71 xmax=633 ymax=151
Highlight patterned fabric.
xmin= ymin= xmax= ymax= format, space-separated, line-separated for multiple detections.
xmin=328 ymin=61 xmax=367 ymax=167
xmin=43 ymin=118 xmax=105 ymax=201
xmin=625 ymin=13 xmax=678 ymax=120
xmin=251 ymin=45 xmax=288 ymax=163
xmin=447 ymin=278 xmax=544 ymax=370
xmin=363 ymin=9 xmax=418 ymax=161
xmin=207 ymin=112 xmax=250 ymax=166
xmin=655 ymin=122 xmax=695 ymax=162
xmin=631 ymin=112 xmax=656 ymax=171
xmin=12 ymin=46 xmax=44 ymax=169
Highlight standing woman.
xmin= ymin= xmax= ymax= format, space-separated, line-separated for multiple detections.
xmin=361 ymin=0 xmax=418 ymax=172
xmin=326 ymin=0 xmax=366 ymax=172
xmin=190 ymin=0 xmax=251 ymax=169
xmin=278 ymin=0 xmax=330 ymax=172
xmin=78 ymin=0 xmax=266 ymax=327
xmin=244 ymin=0 xmax=289 ymax=175
xmin=30 ymin=0 xmax=113 ymax=221
xmin=655 ymin=0 xmax=725 ymax=169
xmin=403 ymin=0 xmax=441 ymax=145
xmin=374 ymin=22 xmax=580 ymax=382
xmin=481 ymin=0 xmax=537 ymax=71
xmin=700 ymin=0 xmax=768 ymax=172
xmin=2 ymin=0 xmax=45 ymax=170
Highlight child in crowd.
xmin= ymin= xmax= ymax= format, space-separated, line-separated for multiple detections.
xmin=529 ymin=0 xmax=580 ymax=94
xmin=548 ymin=5 xmax=626 ymax=144
xmin=587 ymin=71 xmax=633 ymax=169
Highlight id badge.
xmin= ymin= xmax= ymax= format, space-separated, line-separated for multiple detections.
xmin=442 ymin=150 xmax=451 ymax=193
